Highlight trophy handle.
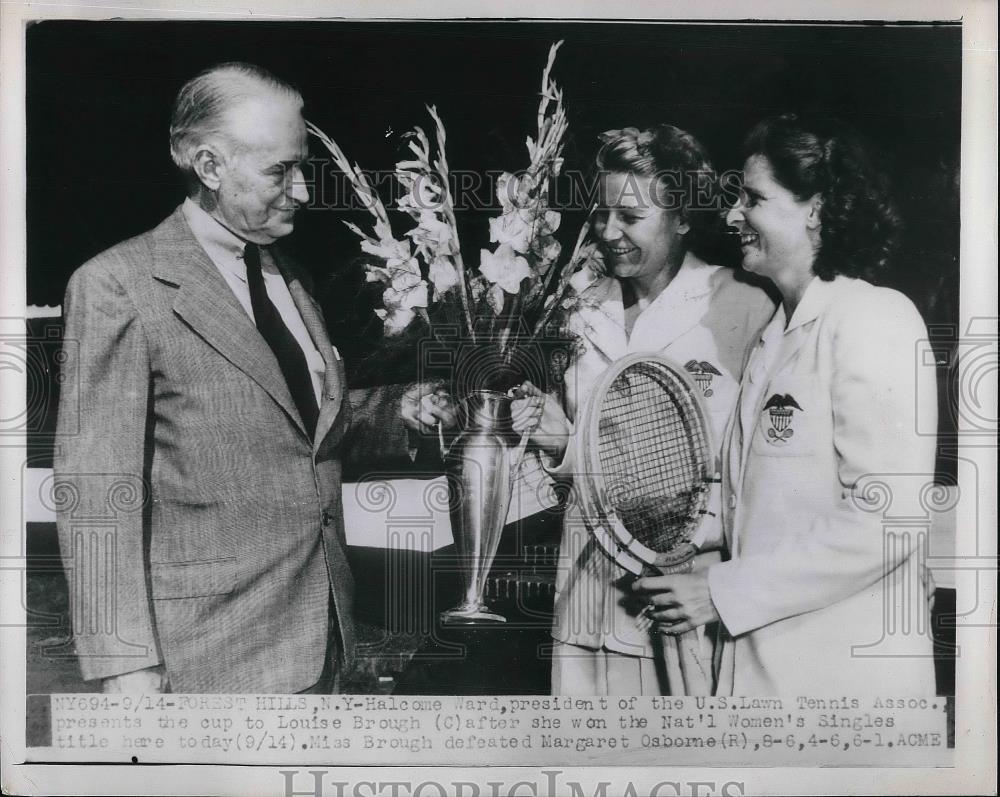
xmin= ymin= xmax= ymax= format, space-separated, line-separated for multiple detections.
xmin=440 ymin=407 xmax=533 ymax=482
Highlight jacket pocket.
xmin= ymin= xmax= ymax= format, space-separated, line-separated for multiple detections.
xmin=750 ymin=378 xmax=826 ymax=458
xmin=150 ymin=557 xmax=238 ymax=599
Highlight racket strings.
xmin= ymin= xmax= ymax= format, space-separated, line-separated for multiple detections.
xmin=597 ymin=364 xmax=710 ymax=553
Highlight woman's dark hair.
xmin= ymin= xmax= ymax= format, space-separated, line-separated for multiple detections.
xmin=743 ymin=113 xmax=901 ymax=281
xmin=595 ymin=124 xmax=722 ymax=261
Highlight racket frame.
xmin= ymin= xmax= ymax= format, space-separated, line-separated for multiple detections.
xmin=577 ymin=352 xmax=718 ymax=574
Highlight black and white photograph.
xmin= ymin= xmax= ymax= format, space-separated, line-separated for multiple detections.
xmin=1 ymin=2 xmax=995 ymax=795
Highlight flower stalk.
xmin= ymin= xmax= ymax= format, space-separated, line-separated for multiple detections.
xmin=426 ymin=105 xmax=476 ymax=344
xmin=309 ymin=39 xmax=592 ymax=391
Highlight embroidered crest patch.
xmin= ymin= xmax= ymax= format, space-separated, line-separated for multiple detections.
xmin=762 ymin=393 xmax=803 ymax=443
xmin=684 ymin=359 xmax=722 ymax=398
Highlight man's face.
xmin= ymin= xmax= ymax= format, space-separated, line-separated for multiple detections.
xmin=212 ymin=95 xmax=310 ymax=245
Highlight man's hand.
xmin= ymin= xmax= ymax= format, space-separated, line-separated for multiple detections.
xmin=632 ymin=570 xmax=720 ymax=634
xmin=510 ymin=381 xmax=571 ymax=457
xmin=401 ymin=381 xmax=458 ymax=435
xmin=102 ymin=665 xmax=168 ymax=694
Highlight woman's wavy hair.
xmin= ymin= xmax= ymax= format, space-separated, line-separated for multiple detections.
xmin=594 ymin=124 xmax=722 ymax=263
xmin=743 ymin=113 xmax=901 ymax=281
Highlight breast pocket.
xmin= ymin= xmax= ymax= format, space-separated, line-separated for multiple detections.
xmin=750 ymin=378 xmax=827 ymax=458
xmin=681 ymin=357 xmax=739 ymax=452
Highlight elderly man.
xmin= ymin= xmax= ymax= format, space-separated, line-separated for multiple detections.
xmin=55 ymin=62 xmax=450 ymax=694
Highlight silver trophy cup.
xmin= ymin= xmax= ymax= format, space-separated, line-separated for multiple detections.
xmin=440 ymin=390 xmax=522 ymax=624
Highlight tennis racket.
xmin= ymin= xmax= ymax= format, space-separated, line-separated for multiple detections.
xmin=578 ymin=352 xmax=718 ymax=695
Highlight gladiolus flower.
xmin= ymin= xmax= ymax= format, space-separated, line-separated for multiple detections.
xmin=531 ymin=235 xmax=562 ymax=274
xmin=488 ymin=210 xmax=533 ymax=254
xmin=479 ymin=243 xmax=531 ymax=294
xmin=360 ymin=236 xmax=413 ymax=269
xmin=397 ymin=173 xmax=443 ymax=214
xmin=386 ymin=259 xmax=428 ymax=308
xmin=496 ymin=171 xmax=535 ymax=212
xmin=374 ymin=306 xmax=417 ymax=335
xmin=407 ymin=210 xmax=454 ymax=252
xmin=428 ymin=256 xmax=459 ymax=298
xmin=486 ymin=284 xmax=506 ymax=315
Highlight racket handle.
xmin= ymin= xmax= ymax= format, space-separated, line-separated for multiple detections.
xmin=659 ymin=629 xmax=712 ymax=696
xmin=677 ymin=628 xmax=713 ymax=696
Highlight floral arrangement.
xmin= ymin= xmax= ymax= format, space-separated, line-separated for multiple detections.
xmin=308 ymin=41 xmax=599 ymax=393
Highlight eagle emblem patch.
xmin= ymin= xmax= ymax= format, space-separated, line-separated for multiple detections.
xmin=684 ymin=359 xmax=722 ymax=398
xmin=763 ymin=393 xmax=803 ymax=444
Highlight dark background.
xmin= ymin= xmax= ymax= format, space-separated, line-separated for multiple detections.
xmin=27 ymin=21 xmax=960 ymax=300
xmin=26 ymin=19 xmax=961 ymax=466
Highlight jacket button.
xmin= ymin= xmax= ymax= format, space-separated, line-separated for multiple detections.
xmin=729 ymin=495 xmax=737 ymax=509
xmin=322 ymin=510 xmax=335 ymax=527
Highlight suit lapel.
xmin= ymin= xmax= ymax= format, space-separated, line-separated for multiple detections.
xmin=151 ymin=208 xmax=307 ymax=437
xmin=720 ymin=390 xmax=744 ymax=553
xmin=568 ymin=269 xmax=627 ymax=363
xmin=627 ymin=253 xmax=717 ymax=354
xmin=571 ymin=254 xmax=719 ymax=362
xmin=729 ymin=277 xmax=843 ymax=551
xmin=278 ymin=257 xmax=346 ymax=452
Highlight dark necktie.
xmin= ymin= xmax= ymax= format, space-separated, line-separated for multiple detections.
xmin=244 ymin=243 xmax=319 ymax=438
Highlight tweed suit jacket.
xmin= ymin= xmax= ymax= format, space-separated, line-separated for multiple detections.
xmin=55 ymin=205 xmax=409 ymax=693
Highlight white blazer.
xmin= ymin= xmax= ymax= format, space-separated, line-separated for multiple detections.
xmin=549 ymin=253 xmax=775 ymax=657
xmin=710 ymin=276 xmax=938 ymax=695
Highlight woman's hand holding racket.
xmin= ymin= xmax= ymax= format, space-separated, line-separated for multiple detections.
xmin=633 ymin=549 xmax=720 ymax=632
xmin=633 ymin=568 xmax=720 ymax=635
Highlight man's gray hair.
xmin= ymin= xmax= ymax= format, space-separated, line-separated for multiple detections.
xmin=169 ymin=62 xmax=302 ymax=175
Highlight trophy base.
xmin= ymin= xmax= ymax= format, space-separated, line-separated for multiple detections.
xmin=440 ymin=606 xmax=507 ymax=625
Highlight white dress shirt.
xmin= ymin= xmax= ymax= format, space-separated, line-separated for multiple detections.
xmin=182 ymin=198 xmax=325 ymax=405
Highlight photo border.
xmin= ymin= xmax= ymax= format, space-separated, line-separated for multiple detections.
xmin=1 ymin=2 xmax=995 ymax=795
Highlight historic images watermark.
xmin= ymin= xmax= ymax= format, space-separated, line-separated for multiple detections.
xmin=282 ymin=162 xmax=747 ymax=216
xmin=279 ymin=770 xmax=748 ymax=797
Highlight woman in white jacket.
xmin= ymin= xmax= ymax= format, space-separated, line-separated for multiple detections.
xmin=513 ymin=125 xmax=774 ymax=695
xmin=633 ymin=114 xmax=938 ymax=695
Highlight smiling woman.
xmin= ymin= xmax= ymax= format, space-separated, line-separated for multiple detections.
xmin=726 ymin=114 xmax=902 ymax=318
xmin=636 ymin=113 xmax=940 ymax=696
xmin=594 ymin=171 xmax=689 ymax=320
xmin=511 ymin=124 xmax=776 ymax=696
xmin=728 ymin=154 xmax=820 ymax=302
